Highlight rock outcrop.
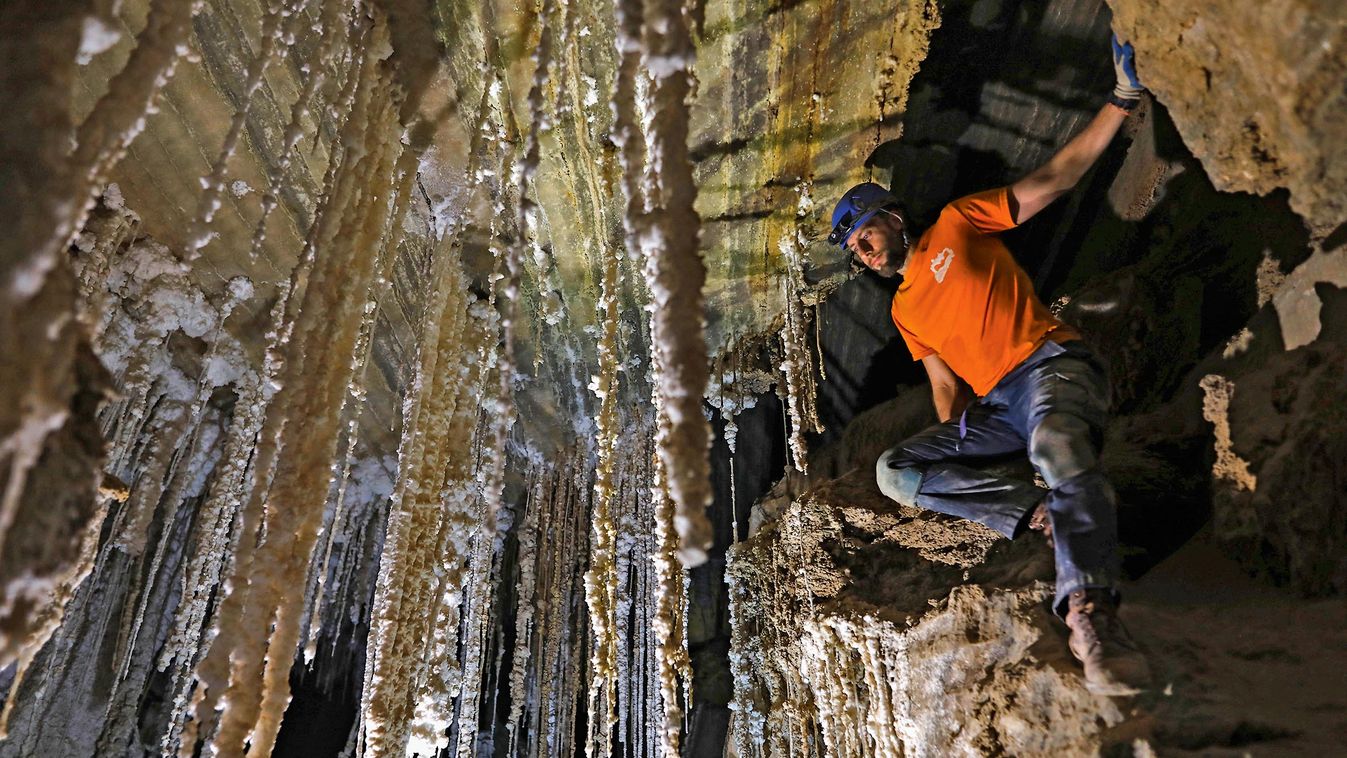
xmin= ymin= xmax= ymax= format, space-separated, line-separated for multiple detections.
xmin=727 ymin=470 xmax=1136 ymax=758
xmin=1107 ymin=0 xmax=1347 ymax=237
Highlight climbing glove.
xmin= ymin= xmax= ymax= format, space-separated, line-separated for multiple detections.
xmin=1111 ymin=33 xmax=1144 ymax=101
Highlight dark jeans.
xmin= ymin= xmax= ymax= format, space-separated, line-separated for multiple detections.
xmin=876 ymin=339 xmax=1120 ymax=613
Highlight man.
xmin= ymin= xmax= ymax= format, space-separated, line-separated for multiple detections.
xmin=829 ymin=36 xmax=1150 ymax=695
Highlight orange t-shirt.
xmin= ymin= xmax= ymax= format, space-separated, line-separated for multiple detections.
xmin=891 ymin=187 xmax=1078 ymax=396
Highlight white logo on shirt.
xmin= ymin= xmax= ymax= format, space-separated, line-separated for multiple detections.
xmin=931 ymin=247 xmax=955 ymax=283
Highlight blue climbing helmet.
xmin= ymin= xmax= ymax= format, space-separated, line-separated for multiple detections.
xmin=828 ymin=182 xmax=899 ymax=249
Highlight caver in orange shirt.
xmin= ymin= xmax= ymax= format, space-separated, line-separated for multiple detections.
xmin=891 ymin=186 xmax=1079 ymax=396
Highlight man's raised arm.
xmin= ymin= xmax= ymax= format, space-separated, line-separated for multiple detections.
xmin=1009 ymin=35 xmax=1144 ymax=225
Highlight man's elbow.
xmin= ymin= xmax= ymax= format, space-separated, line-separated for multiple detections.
xmin=1011 ymin=176 xmax=1071 ymax=224
xmin=930 ymin=376 xmax=958 ymax=397
xmin=1037 ymin=168 xmax=1077 ymax=200
xmin=930 ymin=382 xmax=958 ymax=420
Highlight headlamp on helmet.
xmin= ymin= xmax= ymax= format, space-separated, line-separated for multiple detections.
xmin=828 ymin=183 xmax=899 ymax=249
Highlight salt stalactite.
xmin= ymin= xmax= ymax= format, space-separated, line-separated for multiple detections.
xmin=718 ymin=356 xmax=742 ymax=543
xmin=612 ymin=459 xmax=636 ymax=753
xmin=455 ymin=179 xmax=510 ymax=758
xmin=641 ymin=462 xmax=659 ymax=758
xmin=354 ymin=63 xmax=499 ymax=755
xmin=613 ymin=0 xmax=714 ymax=569
xmin=92 ymin=243 xmax=218 ymax=514
xmin=649 ymin=446 xmax=693 ymax=758
xmin=514 ymin=454 xmax=590 ymax=758
xmin=302 ymin=453 xmax=394 ymax=695
xmin=563 ymin=452 xmax=592 ymax=756
xmin=83 ymin=243 xmax=236 ymax=710
xmin=725 ymin=548 xmax=763 ymax=758
xmin=514 ymin=466 xmax=562 ymax=758
xmin=107 ymin=281 xmax=252 ymax=707
xmin=300 ymin=393 xmax=365 ymax=664
xmin=98 ymin=409 xmax=230 ymax=755
xmin=708 ymin=344 xmax=775 ymax=542
xmin=583 ymin=219 xmax=624 ymax=755
xmin=186 ymin=19 xmax=369 ymax=740
xmin=359 ymin=247 xmax=482 ymax=756
xmin=157 ymin=377 xmax=268 ymax=757
xmin=606 ymin=435 xmax=665 ymax=758
xmin=355 ymin=72 xmax=495 ymax=749
xmin=184 ymin=0 xmax=308 ymax=258
xmin=487 ymin=0 xmax=557 ymax=543
xmin=0 ymin=184 xmax=251 ymax=751
xmin=813 ymin=301 xmax=828 ymax=383
xmin=504 ymin=469 xmax=542 ymax=755
xmin=777 ymin=183 xmax=825 ymax=473
xmin=81 ymin=236 xmax=255 ymax=752
xmin=302 ymin=97 xmax=426 ymax=663
xmin=240 ymin=113 xmax=398 ymax=751
xmin=433 ymin=343 xmax=502 ymax=758
xmin=534 ymin=466 xmax=572 ymax=758
xmin=611 ymin=0 xmax=706 ymax=725
xmin=247 ymin=0 xmax=351 ymax=261
xmin=0 ymin=0 xmax=197 ymax=599
xmin=194 ymin=17 xmax=427 ymax=754
xmin=449 ymin=460 xmax=500 ymax=758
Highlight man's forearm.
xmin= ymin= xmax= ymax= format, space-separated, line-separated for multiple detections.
xmin=1043 ymin=104 xmax=1128 ymax=192
xmin=1010 ymin=103 xmax=1128 ymax=223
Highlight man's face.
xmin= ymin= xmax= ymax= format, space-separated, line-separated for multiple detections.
xmin=845 ymin=212 xmax=906 ymax=278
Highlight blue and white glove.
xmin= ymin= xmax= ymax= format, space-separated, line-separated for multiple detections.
xmin=1111 ymin=33 xmax=1144 ymax=101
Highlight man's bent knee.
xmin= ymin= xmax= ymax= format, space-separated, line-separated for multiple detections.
xmin=1029 ymin=413 xmax=1099 ymax=488
xmin=876 ymin=447 xmax=923 ymax=506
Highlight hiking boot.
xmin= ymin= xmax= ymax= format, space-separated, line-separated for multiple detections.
xmin=1065 ymin=589 xmax=1151 ymax=696
xmin=1027 ymin=501 xmax=1053 ymax=549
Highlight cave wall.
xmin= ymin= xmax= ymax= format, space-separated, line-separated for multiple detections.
xmin=0 ymin=0 xmax=949 ymax=752
xmin=0 ymin=0 xmax=1343 ymax=756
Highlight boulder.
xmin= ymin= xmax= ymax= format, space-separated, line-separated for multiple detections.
xmin=1108 ymin=0 xmax=1347 ymax=236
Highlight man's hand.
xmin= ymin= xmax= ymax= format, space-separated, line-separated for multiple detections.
xmin=1111 ymin=34 xmax=1144 ymax=101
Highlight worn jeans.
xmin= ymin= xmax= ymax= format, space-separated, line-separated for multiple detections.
xmin=876 ymin=339 xmax=1120 ymax=614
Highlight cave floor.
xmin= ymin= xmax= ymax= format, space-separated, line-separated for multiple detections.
xmin=1119 ymin=533 xmax=1347 ymax=756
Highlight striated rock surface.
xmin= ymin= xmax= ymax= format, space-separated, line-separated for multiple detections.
xmin=1107 ymin=0 xmax=1347 ymax=236
xmin=691 ymin=0 xmax=942 ymax=345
